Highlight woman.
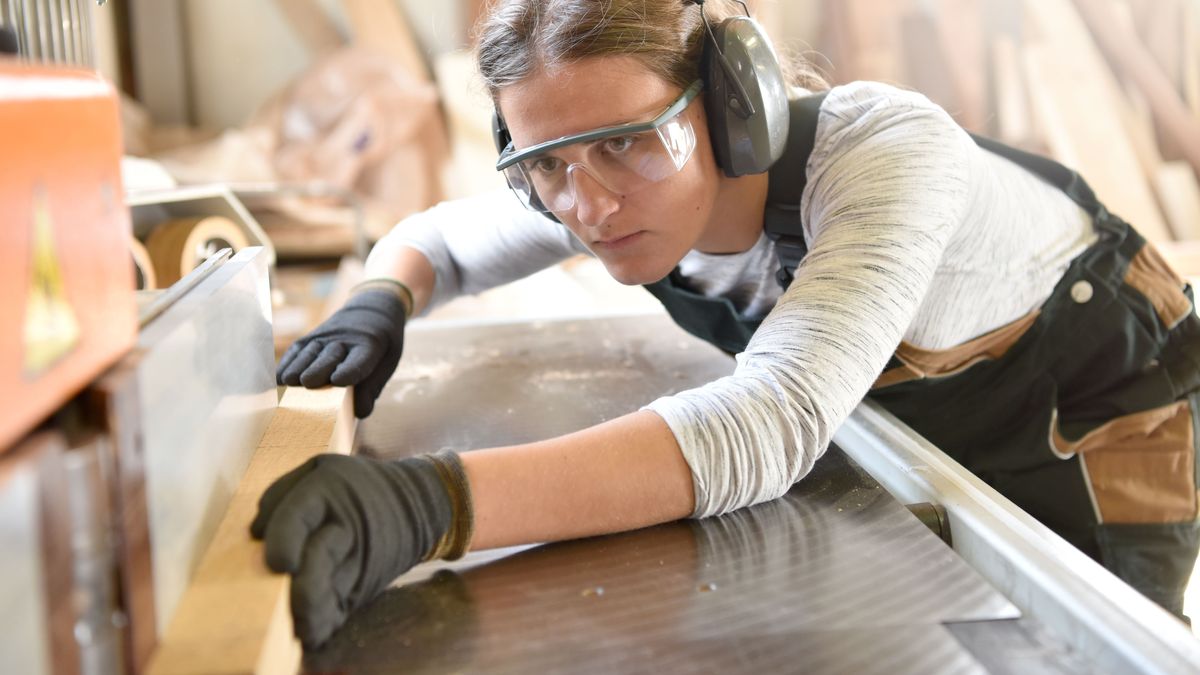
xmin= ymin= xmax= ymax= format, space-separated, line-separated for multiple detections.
xmin=254 ymin=0 xmax=1200 ymax=647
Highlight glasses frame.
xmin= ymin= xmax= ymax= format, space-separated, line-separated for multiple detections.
xmin=495 ymin=79 xmax=705 ymax=172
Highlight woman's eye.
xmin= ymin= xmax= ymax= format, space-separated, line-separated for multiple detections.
xmin=530 ymin=157 xmax=563 ymax=174
xmin=604 ymin=135 xmax=638 ymax=153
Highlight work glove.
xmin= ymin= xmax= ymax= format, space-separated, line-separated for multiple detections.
xmin=277 ymin=279 xmax=412 ymax=418
xmin=250 ymin=452 xmax=474 ymax=649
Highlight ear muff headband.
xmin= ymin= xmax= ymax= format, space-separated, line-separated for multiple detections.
xmin=692 ymin=0 xmax=790 ymax=177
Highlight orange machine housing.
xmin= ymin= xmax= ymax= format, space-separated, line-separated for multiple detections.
xmin=0 ymin=61 xmax=136 ymax=452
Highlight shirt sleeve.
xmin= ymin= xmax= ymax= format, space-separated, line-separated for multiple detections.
xmin=646 ymin=82 xmax=973 ymax=518
xmin=379 ymin=188 xmax=590 ymax=311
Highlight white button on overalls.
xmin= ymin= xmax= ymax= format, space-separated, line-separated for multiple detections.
xmin=1071 ymin=280 xmax=1094 ymax=304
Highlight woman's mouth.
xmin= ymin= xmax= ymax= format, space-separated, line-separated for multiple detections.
xmin=593 ymin=231 xmax=645 ymax=250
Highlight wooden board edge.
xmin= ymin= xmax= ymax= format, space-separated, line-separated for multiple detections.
xmin=146 ymin=386 xmax=354 ymax=675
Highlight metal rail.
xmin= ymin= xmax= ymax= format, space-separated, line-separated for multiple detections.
xmin=836 ymin=399 xmax=1200 ymax=674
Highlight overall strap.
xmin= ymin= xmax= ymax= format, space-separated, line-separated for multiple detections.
xmin=765 ymin=92 xmax=828 ymax=289
xmin=764 ymin=94 xmax=1122 ymax=292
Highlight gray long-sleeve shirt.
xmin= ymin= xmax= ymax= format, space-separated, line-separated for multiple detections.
xmin=383 ymin=81 xmax=1095 ymax=517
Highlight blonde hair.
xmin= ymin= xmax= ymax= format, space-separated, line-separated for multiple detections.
xmin=475 ymin=0 xmax=826 ymax=98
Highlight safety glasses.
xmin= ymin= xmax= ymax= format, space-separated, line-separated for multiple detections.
xmin=496 ymin=80 xmax=704 ymax=213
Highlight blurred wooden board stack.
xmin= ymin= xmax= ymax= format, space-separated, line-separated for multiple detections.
xmin=261 ymin=0 xmax=450 ymax=261
xmin=816 ymin=0 xmax=1200 ymax=276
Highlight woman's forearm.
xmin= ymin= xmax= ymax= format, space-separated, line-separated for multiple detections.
xmin=461 ymin=409 xmax=696 ymax=550
xmin=363 ymin=239 xmax=437 ymax=316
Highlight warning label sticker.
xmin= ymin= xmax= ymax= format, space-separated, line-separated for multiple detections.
xmin=23 ymin=188 xmax=79 ymax=376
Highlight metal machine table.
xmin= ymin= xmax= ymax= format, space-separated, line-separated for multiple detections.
xmin=304 ymin=314 xmax=1097 ymax=674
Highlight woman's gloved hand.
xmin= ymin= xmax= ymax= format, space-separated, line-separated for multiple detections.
xmin=250 ymin=452 xmax=474 ymax=649
xmin=277 ymin=279 xmax=412 ymax=418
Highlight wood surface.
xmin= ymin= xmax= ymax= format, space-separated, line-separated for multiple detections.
xmin=1100 ymin=0 xmax=1168 ymax=178
xmin=271 ymin=0 xmax=344 ymax=56
xmin=130 ymin=238 xmax=157 ymax=291
xmin=340 ymin=0 xmax=429 ymax=82
xmin=1070 ymin=0 xmax=1200 ymax=178
xmin=932 ymin=0 xmax=988 ymax=132
xmin=1157 ymin=239 xmax=1200 ymax=281
xmin=144 ymin=217 xmax=248 ymax=287
xmin=746 ymin=0 xmax=785 ymax=50
xmin=146 ymin=387 xmax=355 ymax=675
xmin=257 ymin=213 xmax=357 ymax=260
xmin=1021 ymin=0 xmax=1171 ymax=242
xmin=839 ymin=0 xmax=914 ymax=84
xmin=990 ymin=34 xmax=1038 ymax=151
xmin=901 ymin=10 xmax=964 ymax=128
xmin=1185 ymin=2 xmax=1200 ymax=117
xmin=1156 ymin=162 xmax=1200 ymax=242
xmin=338 ymin=0 xmax=449 ymax=209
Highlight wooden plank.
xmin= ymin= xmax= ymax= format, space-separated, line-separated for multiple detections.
xmin=1021 ymin=0 xmax=1171 ymax=242
xmin=901 ymin=9 xmax=966 ymax=124
xmin=338 ymin=0 xmax=450 ymax=209
xmin=1106 ymin=0 xmax=1165 ymax=171
xmin=147 ymin=387 xmax=355 ymax=675
xmin=1155 ymin=162 xmax=1200 ymax=242
xmin=933 ymin=0 xmax=988 ymax=132
xmin=1086 ymin=1 xmax=1183 ymax=234
xmin=271 ymin=0 xmax=344 ymax=56
xmin=1156 ymin=239 xmax=1200 ymax=282
xmin=990 ymin=35 xmax=1039 ymax=151
xmin=1127 ymin=0 xmax=1192 ymax=160
xmin=1184 ymin=0 xmax=1200 ymax=117
xmin=1127 ymin=0 xmax=1185 ymax=91
xmin=1071 ymin=0 xmax=1200 ymax=180
xmin=817 ymin=0 xmax=854 ymax=83
xmin=834 ymin=0 xmax=915 ymax=84
xmin=340 ymin=0 xmax=429 ymax=82
xmin=746 ymin=0 xmax=785 ymax=50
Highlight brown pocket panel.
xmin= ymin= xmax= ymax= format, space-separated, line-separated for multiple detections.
xmin=872 ymin=310 xmax=1040 ymax=390
xmin=1124 ymin=244 xmax=1192 ymax=329
xmin=1069 ymin=401 xmax=1199 ymax=524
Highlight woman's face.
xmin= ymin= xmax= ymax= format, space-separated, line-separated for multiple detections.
xmin=497 ymin=56 xmax=722 ymax=285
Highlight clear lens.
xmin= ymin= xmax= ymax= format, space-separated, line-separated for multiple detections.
xmin=504 ymin=106 xmax=697 ymax=214
xmin=656 ymin=114 xmax=697 ymax=171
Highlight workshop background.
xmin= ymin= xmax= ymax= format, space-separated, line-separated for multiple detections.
xmin=96 ymin=0 xmax=1200 ymax=340
xmin=3 ymin=0 xmax=1200 ymax=674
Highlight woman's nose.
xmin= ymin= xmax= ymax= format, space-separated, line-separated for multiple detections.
xmin=568 ymin=166 xmax=621 ymax=228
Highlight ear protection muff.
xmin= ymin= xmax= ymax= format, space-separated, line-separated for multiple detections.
xmin=694 ymin=0 xmax=790 ymax=177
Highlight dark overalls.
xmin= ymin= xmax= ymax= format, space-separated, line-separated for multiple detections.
xmin=644 ymin=95 xmax=1200 ymax=619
